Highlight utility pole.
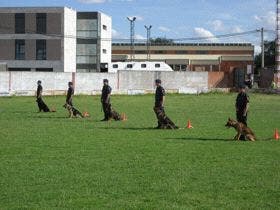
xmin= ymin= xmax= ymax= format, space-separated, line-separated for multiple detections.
xmin=261 ymin=27 xmax=264 ymax=69
xmin=144 ymin=25 xmax=152 ymax=61
xmin=276 ymin=0 xmax=280 ymax=71
xmin=257 ymin=27 xmax=265 ymax=69
xmin=127 ymin=17 xmax=136 ymax=61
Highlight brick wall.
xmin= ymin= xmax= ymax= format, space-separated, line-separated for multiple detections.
xmin=208 ymin=72 xmax=230 ymax=88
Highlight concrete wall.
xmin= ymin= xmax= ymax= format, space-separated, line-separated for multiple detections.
xmin=0 ymin=71 xmax=209 ymax=96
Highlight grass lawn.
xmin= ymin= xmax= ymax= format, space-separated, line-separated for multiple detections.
xmin=0 ymin=93 xmax=280 ymax=209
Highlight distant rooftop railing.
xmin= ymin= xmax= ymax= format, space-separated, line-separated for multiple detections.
xmin=112 ymin=43 xmax=253 ymax=47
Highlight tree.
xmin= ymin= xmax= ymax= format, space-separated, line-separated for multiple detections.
xmin=254 ymin=40 xmax=275 ymax=71
xmin=150 ymin=37 xmax=174 ymax=45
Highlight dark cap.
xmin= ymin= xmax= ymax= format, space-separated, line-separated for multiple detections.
xmin=155 ymin=79 xmax=161 ymax=84
xmin=103 ymin=79 xmax=109 ymax=83
xmin=68 ymin=81 xmax=73 ymax=85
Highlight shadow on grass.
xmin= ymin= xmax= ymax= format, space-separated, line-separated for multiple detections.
xmin=27 ymin=115 xmax=70 ymax=119
xmin=95 ymin=127 xmax=156 ymax=131
xmin=166 ymin=137 xmax=231 ymax=142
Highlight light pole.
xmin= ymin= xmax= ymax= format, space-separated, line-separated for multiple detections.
xmin=257 ymin=28 xmax=265 ymax=69
xmin=127 ymin=17 xmax=136 ymax=61
xmin=276 ymin=0 xmax=280 ymax=71
xmin=145 ymin=25 xmax=152 ymax=61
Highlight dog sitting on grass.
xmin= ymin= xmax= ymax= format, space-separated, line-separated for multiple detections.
xmin=106 ymin=104 xmax=127 ymax=121
xmin=63 ymin=103 xmax=84 ymax=118
xmin=225 ymin=118 xmax=256 ymax=141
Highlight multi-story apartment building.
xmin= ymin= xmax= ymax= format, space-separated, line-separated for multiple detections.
xmin=0 ymin=7 xmax=112 ymax=72
xmin=0 ymin=7 xmax=76 ymax=72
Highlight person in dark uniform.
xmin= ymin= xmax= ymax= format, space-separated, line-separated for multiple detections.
xmin=36 ymin=80 xmax=51 ymax=112
xmin=235 ymin=84 xmax=249 ymax=139
xmin=100 ymin=79 xmax=123 ymax=121
xmin=66 ymin=82 xmax=74 ymax=106
xmin=154 ymin=79 xmax=178 ymax=129
xmin=101 ymin=79 xmax=112 ymax=121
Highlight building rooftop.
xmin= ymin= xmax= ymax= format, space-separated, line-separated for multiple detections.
xmin=0 ymin=7 xmax=76 ymax=13
xmin=112 ymin=43 xmax=253 ymax=47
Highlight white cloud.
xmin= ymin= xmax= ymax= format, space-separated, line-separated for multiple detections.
xmin=254 ymin=11 xmax=276 ymax=30
xmin=255 ymin=45 xmax=261 ymax=55
xmin=232 ymin=26 xmax=243 ymax=33
xmin=158 ymin=26 xmax=171 ymax=32
xmin=193 ymin=27 xmax=219 ymax=42
xmin=135 ymin=34 xmax=145 ymax=39
xmin=210 ymin=20 xmax=224 ymax=31
xmin=112 ymin=29 xmax=121 ymax=38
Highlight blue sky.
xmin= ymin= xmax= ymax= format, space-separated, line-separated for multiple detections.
xmin=0 ymin=0 xmax=277 ymax=52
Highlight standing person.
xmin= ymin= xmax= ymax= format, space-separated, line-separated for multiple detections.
xmin=66 ymin=82 xmax=74 ymax=106
xmin=235 ymin=84 xmax=249 ymax=139
xmin=154 ymin=79 xmax=165 ymax=128
xmin=101 ymin=79 xmax=112 ymax=121
xmin=153 ymin=79 xmax=178 ymax=129
xmin=36 ymin=80 xmax=52 ymax=112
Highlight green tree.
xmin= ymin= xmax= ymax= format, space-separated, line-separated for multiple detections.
xmin=150 ymin=37 xmax=174 ymax=45
xmin=254 ymin=40 xmax=275 ymax=70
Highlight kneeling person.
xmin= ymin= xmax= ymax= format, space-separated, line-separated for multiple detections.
xmin=154 ymin=79 xmax=178 ymax=129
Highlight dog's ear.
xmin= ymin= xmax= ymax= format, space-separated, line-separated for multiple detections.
xmin=228 ymin=117 xmax=231 ymax=120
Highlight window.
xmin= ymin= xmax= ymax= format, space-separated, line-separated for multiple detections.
xmin=154 ymin=50 xmax=165 ymax=54
xmin=176 ymin=50 xmax=188 ymax=54
xmin=36 ymin=40 xmax=46 ymax=60
xmin=127 ymin=64 xmax=133 ymax=68
xmin=36 ymin=13 xmax=46 ymax=34
xmin=36 ymin=68 xmax=53 ymax=72
xmin=196 ymin=50 xmax=209 ymax=54
xmin=113 ymin=64 xmax=118 ymax=68
xmin=102 ymin=49 xmax=107 ymax=54
xmin=15 ymin=13 xmax=25 ymax=34
xmin=155 ymin=63 xmax=161 ymax=68
xmin=102 ymin=25 xmax=107 ymax=30
xmin=15 ymin=40 xmax=25 ymax=60
xmin=135 ymin=50 xmax=146 ymax=54
xmin=141 ymin=64 xmax=147 ymax=68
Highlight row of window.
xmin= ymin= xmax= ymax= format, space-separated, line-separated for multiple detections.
xmin=113 ymin=63 xmax=161 ymax=69
xmin=15 ymin=39 xmax=46 ymax=60
xmin=133 ymin=50 xmax=210 ymax=54
xmin=15 ymin=13 xmax=47 ymax=34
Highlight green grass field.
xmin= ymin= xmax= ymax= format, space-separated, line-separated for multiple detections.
xmin=0 ymin=93 xmax=280 ymax=209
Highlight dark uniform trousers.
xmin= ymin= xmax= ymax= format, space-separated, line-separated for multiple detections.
xmin=66 ymin=99 xmax=73 ymax=107
xmin=236 ymin=111 xmax=247 ymax=126
xmin=102 ymin=101 xmax=111 ymax=120
xmin=37 ymin=97 xmax=50 ymax=112
xmin=154 ymin=105 xmax=165 ymax=127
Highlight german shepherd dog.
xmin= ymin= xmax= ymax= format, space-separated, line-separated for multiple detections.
xmin=225 ymin=118 xmax=256 ymax=141
xmin=154 ymin=107 xmax=178 ymax=129
xmin=63 ymin=103 xmax=84 ymax=118
xmin=108 ymin=104 xmax=126 ymax=121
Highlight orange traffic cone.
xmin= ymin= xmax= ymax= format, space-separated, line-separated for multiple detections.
xmin=274 ymin=129 xmax=279 ymax=140
xmin=83 ymin=111 xmax=90 ymax=118
xmin=121 ymin=113 xmax=127 ymax=121
xmin=186 ymin=120 xmax=193 ymax=129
